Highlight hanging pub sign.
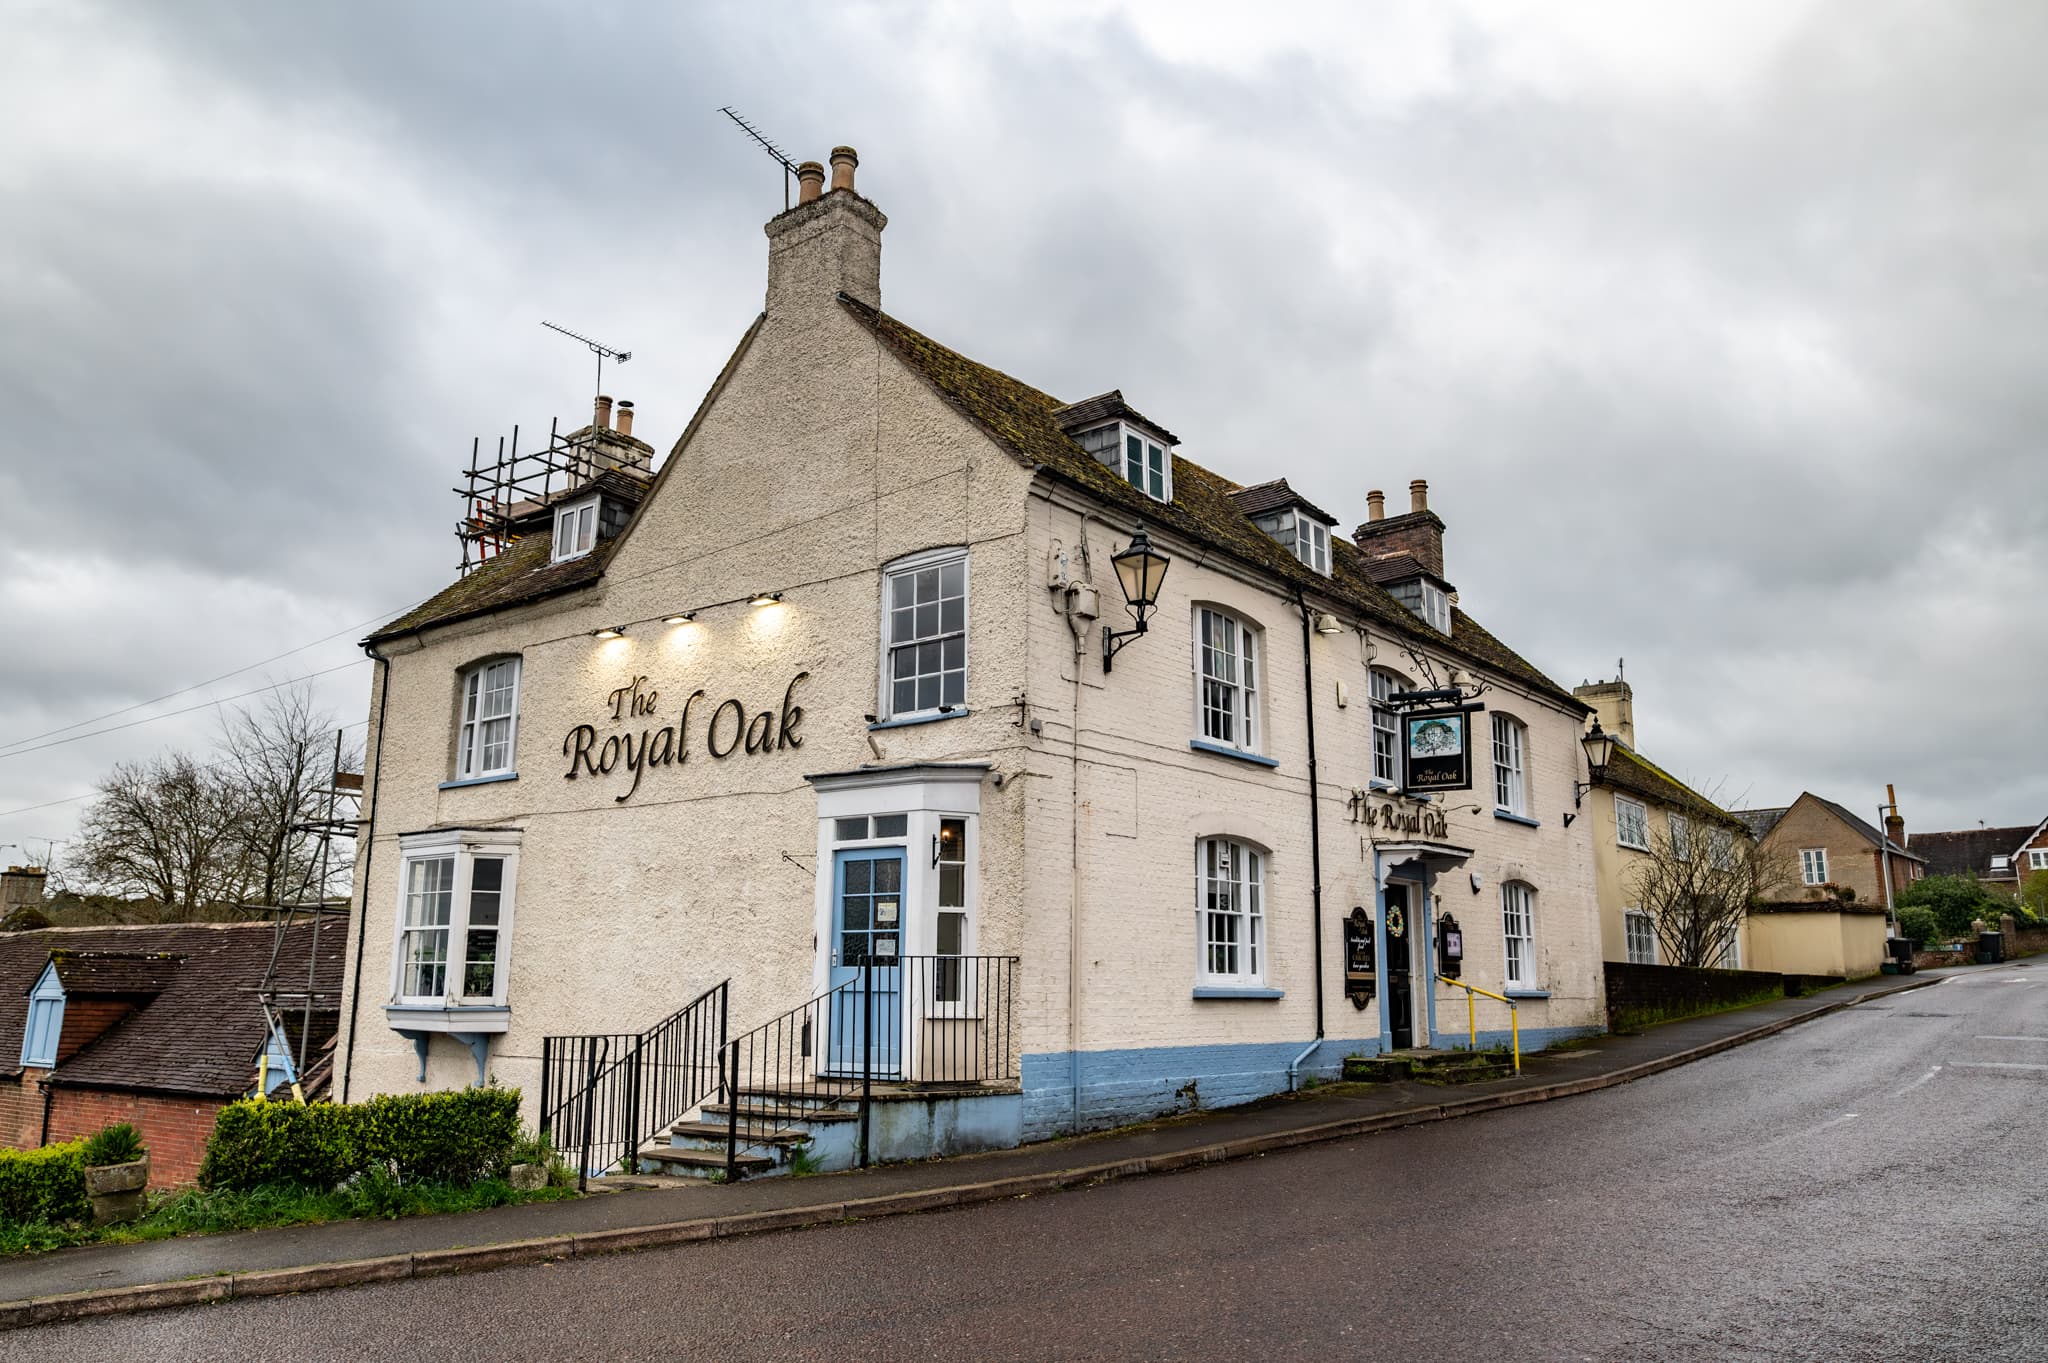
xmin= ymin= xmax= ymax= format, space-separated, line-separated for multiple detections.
xmin=1402 ymin=709 xmax=1472 ymax=792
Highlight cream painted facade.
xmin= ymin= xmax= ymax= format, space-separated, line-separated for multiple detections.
xmin=1747 ymin=910 xmax=1887 ymax=979
xmin=1583 ymin=783 xmax=1753 ymax=970
xmin=338 ymin=153 xmax=1605 ymax=1156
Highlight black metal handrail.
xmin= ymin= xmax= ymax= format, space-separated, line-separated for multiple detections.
xmin=720 ymin=955 xmax=1018 ymax=1179
xmin=540 ymin=979 xmax=728 ymax=1190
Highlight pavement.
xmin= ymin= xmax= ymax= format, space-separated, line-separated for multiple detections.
xmin=0 ymin=967 xmax=1966 ymax=1331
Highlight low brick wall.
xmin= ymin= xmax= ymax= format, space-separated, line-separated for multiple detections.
xmin=43 ymin=1088 xmax=225 ymax=1187
xmin=1603 ymin=962 xmax=1836 ymax=1032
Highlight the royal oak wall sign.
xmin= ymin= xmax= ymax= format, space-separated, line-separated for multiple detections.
xmin=562 ymin=671 xmax=810 ymax=803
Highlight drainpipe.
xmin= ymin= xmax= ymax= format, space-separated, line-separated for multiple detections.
xmin=1288 ymin=592 xmax=1328 ymax=1089
xmin=1067 ymin=515 xmax=1095 ymax=1134
xmin=340 ymin=646 xmax=393 ymax=1103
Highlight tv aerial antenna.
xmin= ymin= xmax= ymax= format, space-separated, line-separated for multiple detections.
xmin=540 ymin=319 xmax=631 ymax=399
xmin=720 ymin=105 xmax=802 ymax=209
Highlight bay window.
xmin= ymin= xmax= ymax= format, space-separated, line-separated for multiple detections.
xmin=391 ymin=832 xmax=520 ymax=1007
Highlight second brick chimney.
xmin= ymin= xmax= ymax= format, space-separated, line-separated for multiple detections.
xmin=1353 ymin=478 xmax=1446 ymax=580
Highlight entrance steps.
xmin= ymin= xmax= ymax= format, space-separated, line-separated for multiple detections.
xmin=637 ymin=1081 xmax=1018 ymax=1180
xmin=1343 ymin=1048 xmax=1514 ymax=1086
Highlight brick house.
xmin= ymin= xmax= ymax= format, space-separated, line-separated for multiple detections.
xmin=1908 ymin=820 xmax=2048 ymax=900
xmin=0 ymin=921 xmax=338 ymax=1185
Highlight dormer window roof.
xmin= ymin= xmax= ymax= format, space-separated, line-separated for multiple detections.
xmin=1231 ymin=480 xmax=1338 ymax=575
xmin=1362 ymin=552 xmax=1455 ymax=634
xmin=1056 ymin=391 xmax=1177 ymax=504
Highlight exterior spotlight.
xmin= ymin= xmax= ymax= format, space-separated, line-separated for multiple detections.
xmin=662 ymin=613 xmax=696 ymax=625
xmin=1313 ymin=612 xmax=1342 ymax=636
xmin=1573 ymin=720 xmax=1616 ymax=807
xmin=593 ymin=626 xmax=626 ymax=640
xmin=1102 ymin=525 xmax=1171 ymax=673
xmin=749 ymin=592 xmax=782 ymax=607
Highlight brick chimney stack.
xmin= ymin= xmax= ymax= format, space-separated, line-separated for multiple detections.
xmin=1572 ymin=679 xmax=1635 ymax=749
xmin=1885 ymin=783 xmax=1906 ymax=848
xmin=766 ymin=143 xmax=886 ymax=315
xmin=1352 ymin=476 xmax=1447 ymax=580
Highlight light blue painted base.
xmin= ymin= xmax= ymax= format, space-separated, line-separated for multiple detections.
xmin=1432 ymin=1024 xmax=1601 ymax=1053
xmin=1021 ymin=1039 xmax=1363 ymax=1142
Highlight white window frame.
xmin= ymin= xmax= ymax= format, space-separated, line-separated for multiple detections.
xmin=1419 ymin=581 xmax=1451 ymax=633
xmin=1370 ymin=669 xmax=1401 ymax=785
xmin=390 ymin=831 xmax=521 ymax=1007
xmin=1297 ymin=517 xmax=1330 ymax=574
xmin=1079 ymin=421 xmax=1172 ymax=502
xmin=1991 ymin=854 xmax=2012 ymax=873
xmin=550 ymin=494 xmax=600 ymax=563
xmin=1491 ymin=714 xmax=1526 ymax=815
xmin=1193 ymin=607 xmax=1260 ymax=754
xmin=455 ymin=657 xmax=521 ymax=780
xmin=1615 ymin=795 xmax=1650 ymax=851
xmin=1501 ymin=882 xmax=1537 ymax=990
xmin=2030 ymin=850 xmax=2048 ymax=872
xmin=1800 ymin=847 xmax=1829 ymax=885
xmin=1196 ymin=837 xmax=1265 ymax=986
xmin=1669 ymin=813 xmax=1691 ymax=862
xmin=1624 ymin=908 xmax=1657 ymax=965
xmin=20 ymin=963 xmax=64 ymax=1067
xmin=879 ymin=546 xmax=969 ymax=721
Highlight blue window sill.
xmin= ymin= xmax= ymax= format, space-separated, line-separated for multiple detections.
xmin=1504 ymin=989 xmax=1551 ymax=1000
xmin=1369 ymin=779 xmax=1399 ymax=792
xmin=1188 ymin=740 xmax=1279 ymax=769
xmin=869 ymin=708 xmax=970 ymax=731
xmin=439 ymin=772 xmax=517 ymax=791
xmin=1192 ymin=986 xmax=1285 ymax=1000
xmin=1494 ymin=810 xmax=1540 ymax=828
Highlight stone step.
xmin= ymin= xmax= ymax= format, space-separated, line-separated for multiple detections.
xmin=1344 ymin=1051 xmax=1514 ymax=1083
xmin=669 ymin=1119 xmax=811 ymax=1147
xmin=636 ymin=1143 xmax=774 ymax=1177
xmin=702 ymin=1101 xmax=861 ymax=1125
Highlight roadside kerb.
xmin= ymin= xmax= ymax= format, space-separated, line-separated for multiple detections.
xmin=0 ymin=973 xmax=1943 ymax=1332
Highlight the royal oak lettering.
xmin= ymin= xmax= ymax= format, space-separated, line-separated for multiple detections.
xmin=563 ymin=671 xmax=809 ymax=802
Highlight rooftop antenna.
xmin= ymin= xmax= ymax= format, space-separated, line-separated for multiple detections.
xmin=540 ymin=320 xmax=631 ymax=400
xmin=720 ymin=105 xmax=802 ymax=210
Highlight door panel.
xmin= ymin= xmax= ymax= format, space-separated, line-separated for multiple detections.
xmin=829 ymin=848 xmax=904 ymax=1076
xmin=1384 ymin=883 xmax=1413 ymax=1051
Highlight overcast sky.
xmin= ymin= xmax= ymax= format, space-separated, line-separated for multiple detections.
xmin=3 ymin=0 xmax=2044 ymax=865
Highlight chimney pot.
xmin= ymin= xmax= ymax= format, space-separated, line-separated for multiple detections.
xmin=615 ymin=400 xmax=634 ymax=437
xmin=829 ymin=146 xmax=858 ymax=194
xmin=593 ymin=394 xmax=613 ymax=430
xmin=1366 ymin=489 xmax=1385 ymax=522
xmin=795 ymin=161 xmax=825 ymax=204
xmin=1410 ymin=479 xmax=1429 ymax=514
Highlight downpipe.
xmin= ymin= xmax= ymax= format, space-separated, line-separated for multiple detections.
xmin=1290 ymin=592 xmax=1328 ymax=1090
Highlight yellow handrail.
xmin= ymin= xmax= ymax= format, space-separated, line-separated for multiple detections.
xmin=1435 ymin=975 xmax=1520 ymax=1074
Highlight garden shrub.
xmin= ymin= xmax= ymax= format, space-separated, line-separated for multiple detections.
xmin=79 ymin=1123 xmax=146 ymax=1167
xmin=0 ymin=1142 xmax=89 ymax=1226
xmin=1896 ymin=875 xmax=2001 ymax=938
xmin=200 ymin=1086 xmax=522 ymax=1193
xmin=1896 ymin=905 xmax=1938 ymax=949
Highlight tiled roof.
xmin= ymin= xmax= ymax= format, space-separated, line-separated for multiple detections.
xmin=836 ymin=297 xmax=1585 ymax=712
xmin=48 ymin=951 xmax=182 ymax=997
xmin=1226 ymin=478 xmax=1340 ymax=526
xmin=1599 ymin=744 xmax=1743 ymax=827
xmin=0 ymin=922 xmax=340 ymax=1098
xmin=1812 ymin=795 xmax=1922 ymax=860
xmin=1051 ymin=390 xmax=1181 ymax=445
xmin=1908 ymin=826 xmax=2034 ymax=880
xmin=1731 ymin=807 xmax=1787 ymax=840
xmin=1360 ymin=552 xmax=1429 ymax=584
xmin=369 ymin=533 xmax=612 ymax=644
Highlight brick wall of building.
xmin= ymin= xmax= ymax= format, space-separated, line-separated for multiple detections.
xmin=0 ymin=1072 xmax=46 ymax=1149
xmin=44 ymin=1088 xmax=224 ymax=1187
xmin=55 ymin=1000 xmax=137 ymax=1064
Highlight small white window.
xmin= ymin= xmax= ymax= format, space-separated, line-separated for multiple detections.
xmin=1709 ymin=828 xmax=1738 ymax=870
xmin=1254 ymin=510 xmax=1331 ymax=573
xmin=1370 ymin=670 xmax=1400 ymax=785
xmin=1491 ymin=715 xmax=1526 ymax=815
xmin=456 ymin=657 xmax=521 ymax=780
xmin=1194 ymin=608 xmax=1259 ymax=753
xmin=1501 ymin=882 xmax=1536 ymax=990
xmin=1420 ymin=582 xmax=1450 ymax=633
xmin=1196 ymin=838 xmax=1264 ymax=985
xmin=1625 ymin=909 xmax=1657 ymax=965
xmin=2030 ymin=850 xmax=2048 ymax=871
xmin=1800 ymin=848 xmax=1829 ymax=885
xmin=1669 ymin=813 xmax=1691 ymax=862
xmin=881 ymin=548 xmax=967 ymax=718
xmin=392 ymin=835 xmax=520 ymax=1006
xmin=1615 ymin=796 xmax=1649 ymax=851
xmin=551 ymin=495 xmax=599 ymax=562
xmin=1991 ymin=854 xmax=2011 ymax=872
xmin=1124 ymin=429 xmax=1170 ymax=501
xmin=20 ymin=964 xmax=64 ymax=1067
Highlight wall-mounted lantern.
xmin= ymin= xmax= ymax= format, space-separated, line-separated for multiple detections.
xmin=1572 ymin=719 xmax=1615 ymax=808
xmin=1102 ymin=524 xmax=1171 ymax=673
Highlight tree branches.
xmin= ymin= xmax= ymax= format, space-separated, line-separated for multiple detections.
xmin=1626 ymin=791 xmax=1795 ymax=969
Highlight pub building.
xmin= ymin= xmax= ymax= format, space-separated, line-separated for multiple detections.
xmin=338 ymin=148 xmax=1603 ymax=1175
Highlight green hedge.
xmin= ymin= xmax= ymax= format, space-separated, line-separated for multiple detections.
xmin=200 ymin=1087 xmax=522 ymax=1194
xmin=0 ymin=1141 xmax=89 ymax=1226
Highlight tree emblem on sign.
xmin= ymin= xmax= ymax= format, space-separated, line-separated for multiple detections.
xmin=1409 ymin=717 xmax=1460 ymax=756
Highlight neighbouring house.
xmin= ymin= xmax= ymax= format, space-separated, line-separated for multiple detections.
xmin=1571 ymin=678 xmax=1752 ymax=970
xmin=338 ymin=146 xmax=1605 ymax=1177
xmin=1 ymin=866 xmax=48 ymax=929
xmin=0 ymin=921 xmax=340 ymax=1185
xmin=1908 ymin=820 xmax=2047 ymax=900
xmin=1731 ymin=791 xmax=1921 ymax=978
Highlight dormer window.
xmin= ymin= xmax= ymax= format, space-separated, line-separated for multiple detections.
xmin=1077 ymin=423 xmax=1171 ymax=502
xmin=551 ymin=494 xmax=599 ymax=562
xmin=21 ymin=962 xmax=64 ymax=1067
xmin=1252 ymin=509 xmax=1331 ymax=574
xmin=1387 ymin=578 xmax=1451 ymax=633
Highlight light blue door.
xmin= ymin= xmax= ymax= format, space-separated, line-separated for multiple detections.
xmin=828 ymin=848 xmax=904 ymax=1077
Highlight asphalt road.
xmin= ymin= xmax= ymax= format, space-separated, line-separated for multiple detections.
xmin=16 ymin=967 xmax=2048 ymax=1363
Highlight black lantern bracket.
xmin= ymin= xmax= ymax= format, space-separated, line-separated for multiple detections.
xmin=1101 ymin=523 xmax=1171 ymax=674
xmin=1571 ymin=719 xmax=1617 ymax=813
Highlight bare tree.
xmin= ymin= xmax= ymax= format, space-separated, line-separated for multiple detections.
xmin=1626 ymin=793 xmax=1797 ymax=969
xmin=217 ymin=684 xmax=359 ymax=907
xmin=71 ymin=752 xmax=252 ymax=920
